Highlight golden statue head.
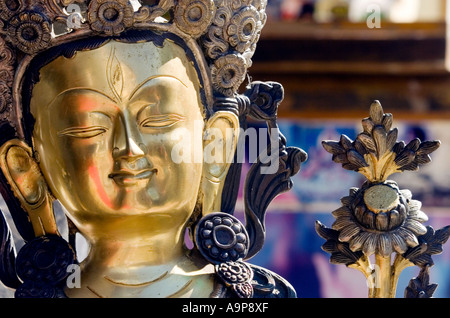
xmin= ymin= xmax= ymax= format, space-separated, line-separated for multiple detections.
xmin=0 ymin=0 xmax=305 ymax=298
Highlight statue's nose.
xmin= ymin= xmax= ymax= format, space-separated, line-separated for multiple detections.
xmin=123 ymin=137 xmax=145 ymax=158
xmin=112 ymin=113 xmax=147 ymax=164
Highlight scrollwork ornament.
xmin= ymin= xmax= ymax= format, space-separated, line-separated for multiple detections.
xmin=211 ymin=54 xmax=246 ymax=97
xmin=0 ymin=83 xmax=12 ymax=114
xmin=227 ymin=6 xmax=259 ymax=54
xmin=87 ymin=0 xmax=134 ymax=36
xmin=216 ymin=260 xmax=254 ymax=298
xmin=203 ymin=0 xmax=266 ymax=64
xmin=0 ymin=0 xmax=24 ymax=21
xmin=133 ymin=0 xmax=174 ymax=23
xmin=6 ymin=11 xmax=52 ymax=55
xmin=245 ymin=81 xmax=283 ymax=121
xmin=0 ymin=37 xmax=14 ymax=116
xmin=174 ymin=0 xmax=215 ymax=38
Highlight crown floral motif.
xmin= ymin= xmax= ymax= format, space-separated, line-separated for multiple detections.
xmin=0 ymin=0 xmax=268 ymax=136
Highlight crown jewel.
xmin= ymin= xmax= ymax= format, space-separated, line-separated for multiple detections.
xmin=0 ymin=0 xmax=268 ymax=136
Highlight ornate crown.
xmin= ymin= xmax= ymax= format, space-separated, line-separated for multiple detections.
xmin=0 ymin=0 xmax=267 ymax=138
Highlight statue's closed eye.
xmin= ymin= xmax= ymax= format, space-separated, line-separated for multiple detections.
xmin=139 ymin=114 xmax=185 ymax=129
xmin=57 ymin=126 xmax=108 ymax=138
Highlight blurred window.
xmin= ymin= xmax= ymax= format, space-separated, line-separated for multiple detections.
xmin=267 ymin=0 xmax=446 ymax=23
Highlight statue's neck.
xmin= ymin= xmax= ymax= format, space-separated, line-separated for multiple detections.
xmin=84 ymin=227 xmax=187 ymax=268
xmin=65 ymin=230 xmax=216 ymax=298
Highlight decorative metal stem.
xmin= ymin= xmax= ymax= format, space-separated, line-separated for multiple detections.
xmin=391 ymin=255 xmax=414 ymax=296
xmin=373 ymin=254 xmax=392 ymax=298
xmin=348 ymin=255 xmax=375 ymax=297
xmin=350 ymin=253 xmax=413 ymax=298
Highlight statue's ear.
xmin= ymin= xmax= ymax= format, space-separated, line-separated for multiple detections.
xmin=201 ymin=111 xmax=239 ymax=216
xmin=0 ymin=139 xmax=58 ymax=237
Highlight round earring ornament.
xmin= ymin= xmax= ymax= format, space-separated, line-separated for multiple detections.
xmin=194 ymin=212 xmax=253 ymax=297
xmin=15 ymin=235 xmax=76 ymax=298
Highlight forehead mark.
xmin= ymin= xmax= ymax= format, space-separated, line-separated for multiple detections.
xmin=107 ymin=46 xmax=124 ymax=103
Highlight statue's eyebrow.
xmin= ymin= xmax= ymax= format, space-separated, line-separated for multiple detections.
xmin=128 ymin=75 xmax=188 ymax=100
xmin=48 ymin=88 xmax=117 ymax=108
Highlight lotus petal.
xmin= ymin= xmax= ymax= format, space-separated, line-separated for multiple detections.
xmin=409 ymin=210 xmax=428 ymax=223
xmin=340 ymin=135 xmax=354 ymax=150
xmin=408 ymin=199 xmax=422 ymax=212
xmin=362 ymin=118 xmax=374 ymax=134
xmin=373 ymin=126 xmax=387 ymax=157
xmin=349 ymin=231 xmax=371 ymax=252
xmin=332 ymin=153 xmax=349 ymax=164
xmin=357 ymin=133 xmax=376 ymax=153
xmin=377 ymin=233 xmax=393 ymax=257
xmin=338 ymin=224 xmax=361 ymax=242
xmin=391 ymin=232 xmax=408 ymax=254
xmin=322 ymin=141 xmax=345 ymax=155
xmin=340 ymin=195 xmax=353 ymax=206
xmin=415 ymin=154 xmax=431 ymax=165
xmin=332 ymin=216 xmax=354 ymax=231
xmin=401 ymin=161 xmax=419 ymax=171
xmin=405 ymin=219 xmax=427 ymax=236
xmin=388 ymin=210 xmax=402 ymax=229
xmin=354 ymin=205 xmax=366 ymax=223
xmin=382 ymin=113 xmax=393 ymax=131
xmin=416 ymin=140 xmax=440 ymax=155
xmin=369 ymin=100 xmax=384 ymax=125
xmin=354 ymin=139 xmax=368 ymax=155
xmin=375 ymin=212 xmax=389 ymax=231
xmin=398 ymin=227 xmax=419 ymax=248
xmin=347 ymin=149 xmax=369 ymax=168
xmin=362 ymin=210 xmax=375 ymax=229
xmin=362 ymin=233 xmax=378 ymax=256
xmin=342 ymin=163 xmax=360 ymax=171
xmin=400 ymin=189 xmax=412 ymax=201
xmin=386 ymin=128 xmax=398 ymax=151
xmin=392 ymin=141 xmax=405 ymax=154
xmin=332 ymin=206 xmax=352 ymax=218
xmin=394 ymin=149 xmax=415 ymax=167
xmin=348 ymin=187 xmax=359 ymax=197
xmin=405 ymin=138 xmax=421 ymax=152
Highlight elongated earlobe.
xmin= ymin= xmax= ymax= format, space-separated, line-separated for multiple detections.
xmin=201 ymin=111 xmax=239 ymax=216
xmin=0 ymin=139 xmax=58 ymax=237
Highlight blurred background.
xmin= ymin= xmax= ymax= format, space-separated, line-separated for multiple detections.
xmin=2 ymin=0 xmax=450 ymax=298
xmin=233 ymin=0 xmax=450 ymax=298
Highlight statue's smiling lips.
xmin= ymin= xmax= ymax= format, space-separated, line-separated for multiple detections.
xmin=108 ymin=168 xmax=156 ymax=187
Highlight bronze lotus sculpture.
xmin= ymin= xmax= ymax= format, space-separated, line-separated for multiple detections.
xmin=317 ymin=101 xmax=450 ymax=298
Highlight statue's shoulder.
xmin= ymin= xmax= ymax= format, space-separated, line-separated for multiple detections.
xmin=249 ymin=264 xmax=296 ymax=298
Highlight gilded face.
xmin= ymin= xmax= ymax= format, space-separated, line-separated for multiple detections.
xmin=30 ymin=40 xmax=205 ymax=235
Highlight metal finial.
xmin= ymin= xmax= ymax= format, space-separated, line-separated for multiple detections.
xmin=316 ymin=101 xmax=450 ymax=298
